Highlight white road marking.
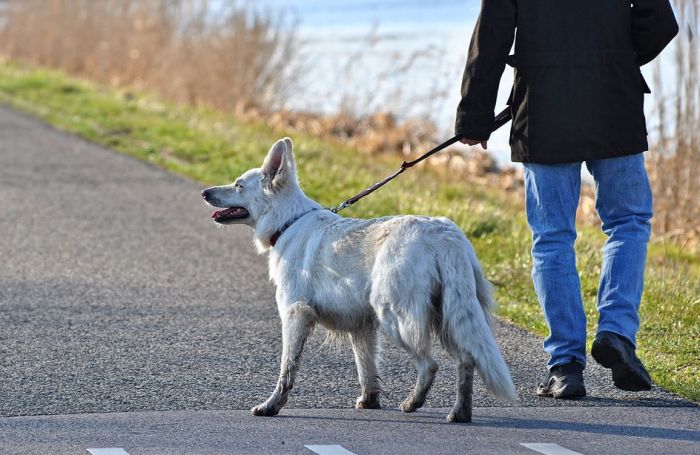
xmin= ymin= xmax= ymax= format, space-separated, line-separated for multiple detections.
xmin=521 ymin=443 xmax=584 ymax=455
xmin=86 ymin=449 xmax=130 ymax=455
xmin=305 ymin=445 xmax=358 ymax=455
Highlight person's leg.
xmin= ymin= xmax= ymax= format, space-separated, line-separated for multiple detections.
xmin=523 ymin=162 xmax=587 ymax=370
xmin=586 ymin=153 xmax=653 ymax=391
xmin=585 ymin=153 xmax=652 ymax=346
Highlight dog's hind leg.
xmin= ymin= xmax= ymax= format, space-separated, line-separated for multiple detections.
xmin=350 ymin=325 xmax=381 ymax=409
xmin=392 ymin=309 xmax=438 ymax=413
xmin=251 ymin=301 xmax=317 ymax=417
xmin=448 ymin=356 xmax=475 ymax=423
xmin=399 ymin=346 xmax=439 ymax=413
xmin=372 ymin=283 xmax=438 ymax=412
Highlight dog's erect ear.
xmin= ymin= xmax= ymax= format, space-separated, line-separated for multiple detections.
xmin=262 ymin=139 xmax=285 ymax=177
xmin=261 ymin=137 xmax=296 ymax=190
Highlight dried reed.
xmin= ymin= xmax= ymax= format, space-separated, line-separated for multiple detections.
xmin=0 ymin=0 xmax=300 ymax=111
xmin=648 ymin=0 xmax=699 ymax=249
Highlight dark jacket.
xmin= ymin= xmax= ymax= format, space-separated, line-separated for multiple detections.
xmin=455 ymin=0 xmax=679 ymax=164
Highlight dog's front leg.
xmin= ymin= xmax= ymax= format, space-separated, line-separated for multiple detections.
xmin=350 ymin=326 xmax=381 ymax=409
xmin=251 ymin=301 xmax=317 ymax=417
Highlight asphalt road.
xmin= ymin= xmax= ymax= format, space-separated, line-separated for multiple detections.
xmin=1 ymin=407 xmax=698 ymax=455
xmin=0 ymin=104 xmax=697 ymax=454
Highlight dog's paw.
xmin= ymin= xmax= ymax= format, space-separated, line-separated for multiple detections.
xmin=400 ymin=392 xmax=427 ymax=413
xmin=446 ymin=410 xmax=472 ymax=423
xmin=355 ymin=395 xmax=381 ymax=410
xmin=399 ymin=398 xmax=420 ymax=413
xmin=250 ymin=402 xmax=280 ymax=417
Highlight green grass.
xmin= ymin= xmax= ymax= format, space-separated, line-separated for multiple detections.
xmin=1 ymin=61 xmax=697 ymax=401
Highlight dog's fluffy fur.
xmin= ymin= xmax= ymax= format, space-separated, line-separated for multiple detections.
xmin=202 ymin=138 xmax=517 ymax=422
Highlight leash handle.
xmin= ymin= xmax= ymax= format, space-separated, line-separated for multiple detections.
xmin=330 ymin=107 xmax=512 ymax=214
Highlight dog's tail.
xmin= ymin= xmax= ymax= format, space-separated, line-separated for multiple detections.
xmin=441 ymin=239 xmax=518 ymax=403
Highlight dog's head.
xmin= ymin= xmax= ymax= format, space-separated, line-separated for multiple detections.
xmin=201 ymin=137 xmax=299 ymax=228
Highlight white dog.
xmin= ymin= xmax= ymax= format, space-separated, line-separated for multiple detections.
xmin=202 ymin=138 xmax=517 ymax=422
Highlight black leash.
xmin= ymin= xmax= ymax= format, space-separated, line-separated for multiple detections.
xmin=329 ymin=106 xmax=512 ymax=214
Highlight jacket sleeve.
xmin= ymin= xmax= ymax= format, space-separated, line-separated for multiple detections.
xmin=455 ymin=0 xmax=516 ymax=140
xmin=631 ymin=0 xmax=679 ymax=66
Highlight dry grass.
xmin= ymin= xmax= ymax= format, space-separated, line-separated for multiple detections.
xmin=243 ymin=108 xmax=438 ymax=156
xmin=0 ymin=0 xmax=300 ymax=112
xmin=647 ymin=0 xmax=700 ymax=249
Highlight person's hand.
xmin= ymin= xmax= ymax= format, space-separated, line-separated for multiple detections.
xmin=460 ymin=138 xmax=488 ymax=149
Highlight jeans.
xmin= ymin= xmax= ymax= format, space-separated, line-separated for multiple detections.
xmin=523 ymin=153 xmax=653 ymax=369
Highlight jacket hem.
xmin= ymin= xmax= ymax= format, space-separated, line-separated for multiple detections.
xmin=511 ymin=144 xmax=649 ymax=164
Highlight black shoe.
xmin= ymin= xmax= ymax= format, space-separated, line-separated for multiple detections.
xmin=537 ymin=362 xmax=586 ymax=399
xmin=591 ymin=331 xmax=652 ymax=391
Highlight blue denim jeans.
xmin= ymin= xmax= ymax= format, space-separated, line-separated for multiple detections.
xmin=523 ymin=153 xmax=653 ymax=369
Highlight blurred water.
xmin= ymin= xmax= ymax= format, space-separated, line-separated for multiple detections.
xmin=266 ymin=0 xmax=478 ymax=27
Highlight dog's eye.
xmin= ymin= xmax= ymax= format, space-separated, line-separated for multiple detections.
xmin=234 ymin=183 xmax=243 ymax=191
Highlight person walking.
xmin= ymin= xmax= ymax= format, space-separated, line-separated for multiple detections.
xmin=456 ymin=0 xmax=678 ymax=398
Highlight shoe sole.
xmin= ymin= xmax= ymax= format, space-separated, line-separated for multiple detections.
xmin=537 ymin=386 xmax=586 ymax=399
xmin=592 ymin=339 xmax=652 ymax=391
xmin=552 ymin=385 xmax=586 ymax=399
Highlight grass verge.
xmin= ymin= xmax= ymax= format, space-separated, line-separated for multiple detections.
xmin=0 ymin=62 xmax=697 ymax=401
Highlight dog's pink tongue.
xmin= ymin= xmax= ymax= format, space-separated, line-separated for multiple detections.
xmin=212 ymin=208 xmax=237 ymax=219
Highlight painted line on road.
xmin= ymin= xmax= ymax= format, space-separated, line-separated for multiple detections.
xmin=305 ymin=445 xmax=358 ymax=455
xmin=87 ymin=449 xmax=130 ymax=455
xmin=521 ymin=443 xmax=584 ymax=455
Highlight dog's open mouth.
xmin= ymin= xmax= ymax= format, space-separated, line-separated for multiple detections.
xmin=211 ymin=207 xmax=249 ymax=223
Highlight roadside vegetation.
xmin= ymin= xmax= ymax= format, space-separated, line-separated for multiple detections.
xmin=0 ymin=0 xmax=439 ymax=156
xmin=0 ymin=62 xmax=697 ymax=401
xmin=0 ymin=0 xmax=300 ymax=112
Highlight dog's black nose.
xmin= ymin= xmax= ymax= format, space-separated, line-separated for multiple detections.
xmin=201 ymin=189 xmax=210 ymax=200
